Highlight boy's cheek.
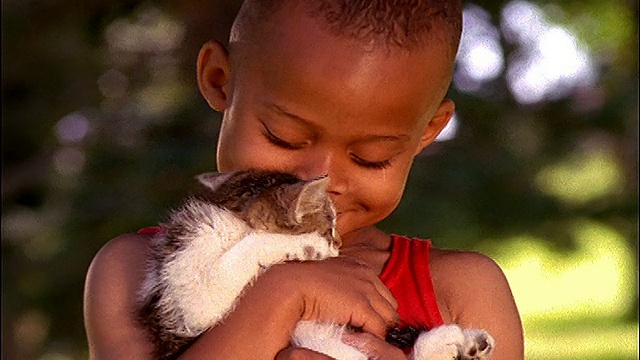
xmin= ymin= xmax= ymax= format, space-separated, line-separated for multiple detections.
xmin=352 ymin=181 xmax=405 ymax=219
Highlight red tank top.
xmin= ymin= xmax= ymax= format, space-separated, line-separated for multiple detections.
xmin=380 ymin=235 xmax=444 ymax=330
xmin=137 ymin=228 xmax=444 ymax=331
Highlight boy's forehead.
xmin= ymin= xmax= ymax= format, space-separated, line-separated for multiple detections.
xmin=244 ymin=10 xmax=452 ymax=99
xmin=227 ymin=1 xmax=456 ymax=132
xmin=231 ymin=0 xmax=461 ymax=54
xmin=236 ymin=2 xmax=454 ymax=75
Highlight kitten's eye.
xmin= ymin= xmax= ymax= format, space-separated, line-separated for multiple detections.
xmin=351 ymin=155 xmax=394 ymax=170
xmin=262 ymin=124 xmax=305 ymax=150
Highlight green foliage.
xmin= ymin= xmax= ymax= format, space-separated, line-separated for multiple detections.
xmin=2 ymin=0 xmax=637 ymax=359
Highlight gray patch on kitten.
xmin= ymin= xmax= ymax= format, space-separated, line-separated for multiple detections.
xmin=137 ymin=170 xmax=340 ymax=359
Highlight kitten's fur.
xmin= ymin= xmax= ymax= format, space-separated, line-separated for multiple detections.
xmin=137 ymin=170 xmax=494 ymax=359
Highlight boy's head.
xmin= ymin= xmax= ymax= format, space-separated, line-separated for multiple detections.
xmin=230 ymin=0 xmax=462 ymax=53
xmin=197 ymin=0 xmax=462 ymax=239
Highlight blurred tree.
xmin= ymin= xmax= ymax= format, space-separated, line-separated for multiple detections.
xmin=2 ymin=0 xmax=637 ymax=359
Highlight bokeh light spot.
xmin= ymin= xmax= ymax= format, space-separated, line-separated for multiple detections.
xmin=54 ymin=112 xmax=90 ymax=144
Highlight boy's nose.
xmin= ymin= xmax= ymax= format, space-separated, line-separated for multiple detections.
xmin=294 ymin=153 xmax=345 ymax=194
xmin=294 ymin=153 xmax=331 ymax=181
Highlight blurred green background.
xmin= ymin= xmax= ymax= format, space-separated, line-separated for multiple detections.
xmin=2 ymin=0 xmax=638 ymax=359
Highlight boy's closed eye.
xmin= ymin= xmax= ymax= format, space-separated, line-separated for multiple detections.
xmin=350 ymin=155 xmax=394 ymax=170
xmin=261 ymin=122 xmax=397 ymax=170
xmin=261 ymin=122 xmax=309 ymax=150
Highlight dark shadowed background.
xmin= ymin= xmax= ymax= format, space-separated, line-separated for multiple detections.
xmin=2 ymin=0 xmax=638 ymax=359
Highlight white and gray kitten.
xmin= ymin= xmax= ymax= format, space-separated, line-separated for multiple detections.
xmin=137 ymin=170 xmax=494 ymax=360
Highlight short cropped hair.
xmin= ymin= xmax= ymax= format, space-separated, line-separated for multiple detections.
xmin=231 ymin=0 xmax=463 ymax=52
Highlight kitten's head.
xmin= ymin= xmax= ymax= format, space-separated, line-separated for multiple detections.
xmin=196 ymin=170 xmax=340 ymax=247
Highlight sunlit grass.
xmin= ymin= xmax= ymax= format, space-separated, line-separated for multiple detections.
xmin=535 ymin=150 xmax=623 ymax=206
xmin=477 ymin=145 xmax=638 ymax=359
xmin=525 ymin=321 xmax=638 ymax=359
xmin=478 ymin=220 xmax=637 ymax=359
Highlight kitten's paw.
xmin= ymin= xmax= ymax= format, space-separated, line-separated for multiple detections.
xmin=410 ymin=325 xmax=465 ymax=360
xmin=410 ymin=325 xmax=495 ymax=360
xmin=285 ymin=245 xmax=323 ymax=261
xmin=459 ymin=329 xmax=494 ymax=360
xmin=283 ymin=234 xmax=339 ymax=262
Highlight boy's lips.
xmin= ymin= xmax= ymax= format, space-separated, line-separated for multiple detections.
xmin=334 ymin=203 xmax=364 ymax=216
xmin=335 ymin=208 xmax=356 ymax=217
xmin=333 ymin=201 xmax=366 ymax=218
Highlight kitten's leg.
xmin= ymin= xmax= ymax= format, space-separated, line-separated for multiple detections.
xmin=149 ymin=206 xmax=253 ymax=337
xmin=161 ymin=231 xmax=338 ymax=337
xmin=225 ymin=230 xmax=339 ymax=267
xmin=410 ymin=325 xmax=465 ymax=360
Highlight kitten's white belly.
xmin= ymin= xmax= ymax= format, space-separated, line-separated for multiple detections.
xmin=159 ymin=208 xmax=338 ymax=337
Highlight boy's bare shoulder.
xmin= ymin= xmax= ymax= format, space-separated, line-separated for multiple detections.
xmin=86 ymin=233 xmax=153 ymax=297
xmin=428 ymin=247 xmax=514 ymax=320
xmin=429 ymin=249 xmax=520 ymax=331
xmin=86 ymin=234 xmax=148 ymax=284
xmin=428 ymin=247 xmax=525 ymax=358
xmin=90 ymin=233 xmax=152 ymax=267
xmin=429 ymin=247 xmax=505 ymax=281
xmin=84 ymin=233 xmax=155 ymax=359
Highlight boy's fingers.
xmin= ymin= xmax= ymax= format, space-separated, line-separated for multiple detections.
xmin=342 ymin=332 xmax=406 ymax=360
xmin=348 ymin=257 xmax=400 ymax=330
xmin=369 ymin=281 xmax=400 ymax=326
xmin=352 ymin=317 xmax=387 ymax=339
xmin=343 ymin=256 xmax=398 ymax=310
xmin=350 ymin=257 xmax=398 ymax=310
xmin=373 ymin=280 xmax=398 ymax=310
xmin=276 ymin=347 xmax=335 ymax=360
xmin=371 ymin=299 xmax=401 ymax=329
xmin=349 ymin=302 xmax=395 ymax=339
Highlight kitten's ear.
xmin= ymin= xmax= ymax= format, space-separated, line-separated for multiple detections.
xmin=196 ymin=172 xmax=235 ymax=192
xmin=293 ymin=176 xmax=331 ymax=223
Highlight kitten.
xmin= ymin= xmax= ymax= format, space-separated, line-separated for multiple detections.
xmin=137 ymin=170 xmax=495 ymax=360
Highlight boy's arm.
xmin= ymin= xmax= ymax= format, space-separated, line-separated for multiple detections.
xmin=180 ymin=256 xmax=399 ymax=359
xmin=83 ymin=235 xmax=398 ymax=360
xmin=430 ymin=249 xmax=525 ymax=360
xmin=82 ymin=234 xmax=298 ymax=359
xmin=83 ymin=234 xmax=156 ymax=359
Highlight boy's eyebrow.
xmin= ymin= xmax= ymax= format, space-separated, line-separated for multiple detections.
xmin=266 ymin=103 xmax=411 ymax=143
xmin=267 ymin=103 xmax=312 ymax=124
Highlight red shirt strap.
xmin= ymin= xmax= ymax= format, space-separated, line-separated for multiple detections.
xmin=380 ymin=235 xmax=444 ymax=330
xmin=137 ymin=226 xmax=163 ymax=235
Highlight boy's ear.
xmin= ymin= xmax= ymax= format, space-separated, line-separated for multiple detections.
xmin=197 ymin=41 xmax=231 ymax=112
xmin=415 ymin=99 xmax=455 ymax=155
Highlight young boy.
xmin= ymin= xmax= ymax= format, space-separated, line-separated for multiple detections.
xmin=83 ymin=1 xmax=524 ymax=359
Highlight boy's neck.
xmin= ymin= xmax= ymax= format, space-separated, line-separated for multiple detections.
xmin=340 ymin=226 xmax=391 ymax=251
xmin=339 ymin=226 xmax=393 ymax=275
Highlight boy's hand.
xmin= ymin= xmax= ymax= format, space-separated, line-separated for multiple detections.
xmin=276 ymin=347 xmax=335 ymax=360
xmin=275 ymin=334 xmax=408 ymax=360
xmin=342 ymin=332 xmax=407 ymax=360
xmin=261 ymin=256 xmax=399 ymax=339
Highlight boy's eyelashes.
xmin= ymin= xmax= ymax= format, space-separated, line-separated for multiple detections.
xmin=261 ymin=125 xmax=306 ymax=150
xmin=350 ymin=155 xmax=394 ymax=170
xmin=261 ymin=123 xmax=394 ymax=170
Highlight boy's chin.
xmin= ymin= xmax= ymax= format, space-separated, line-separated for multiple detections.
xmin=335 ymin=215 xmax=377 ymax=242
